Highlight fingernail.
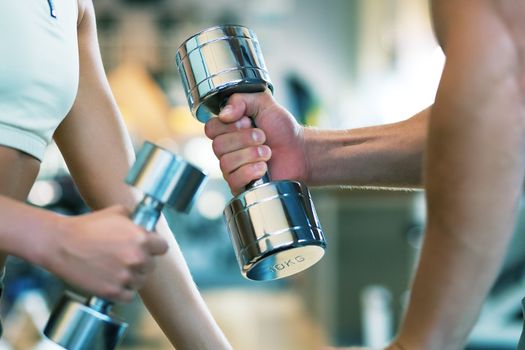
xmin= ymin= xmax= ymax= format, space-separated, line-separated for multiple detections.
xmin=252 ymin=130 xmax=263 ymax=142
xmin=235 ymin=117 xmax=250 ymax=129
xmin=220 ymin=105 xmax=233 ymax=117
xmin=234 ymin=118 xmax=246 ymax=129
xmin=257 ymin=146 xmax=269 ymax=157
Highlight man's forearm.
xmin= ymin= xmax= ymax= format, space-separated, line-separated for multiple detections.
xmin=304 ymin=107 xmax=429 ymax=188
xmin=396 ymin=3 xmax=525 ymax=348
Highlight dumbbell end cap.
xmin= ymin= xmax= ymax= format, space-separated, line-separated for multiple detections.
xmin=243 ymin=244 xmax=325 ymax=281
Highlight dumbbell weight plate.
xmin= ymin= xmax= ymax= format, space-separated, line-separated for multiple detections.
xmin=126 ymin=141 xmax=207 ymax=213
xmin=176 ymin=25 xmax=273 ymax=123
xmin=44 ymin=292 xmax=128 ymax=350
xmin=224 ymin=180 xmax=326 ymax=280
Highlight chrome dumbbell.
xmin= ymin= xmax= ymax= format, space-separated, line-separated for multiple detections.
xmin=176 ymin=25 xmax=326 ymax=281
xmin=43 ymin=141 xmax=207 ymax=350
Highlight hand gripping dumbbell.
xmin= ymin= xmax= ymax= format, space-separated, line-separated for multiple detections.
xmin=176 ymin=25 xmax=326 ymax=281
xmin=43 ymin=141 xmax=207 ymax=350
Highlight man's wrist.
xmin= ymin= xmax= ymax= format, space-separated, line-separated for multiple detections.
xmin=303 ymin=126 xmax=332 ymax=185
xmin=301 ymin=126 xmax=316 ymax=184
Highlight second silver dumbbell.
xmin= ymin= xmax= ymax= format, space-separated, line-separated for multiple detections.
xmin=44 ymin=141 xmax=207 ymax=350
xmin=176 ymin=25 xmax=326 ymax=281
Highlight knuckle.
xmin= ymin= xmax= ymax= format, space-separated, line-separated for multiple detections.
xmin=230 ymin=183 xmax=241 ymax=196
xmin=211 ymin=139 xmax=223 ymax=157
xmin=241 ymin=163 xmax=258 ymax=179
xmin=255 ymin=162 xmax=268 ymax=176
xmin=203 ymin=121 xmax=213 ymax=138
xmin=260 ymin=91 xmax=273 ymax=103
xmin=231 ymin=167 xmax=255 ymax=191
xmin=251 ymin=146 xmax=262 ymax=159
xmin=205 ymin=119 xmax=223 ymax=139
xmin=228 ymin=94 xmax=241 ymax=105
xmin=219 ymin=156 xmax=230 ymax=173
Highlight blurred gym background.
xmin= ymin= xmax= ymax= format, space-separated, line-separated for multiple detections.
xmin=3 ymin=0 xmax=525 ymax=349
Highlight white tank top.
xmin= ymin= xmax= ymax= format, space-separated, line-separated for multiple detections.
xmin=0 ymin=0 xmax=79 ymax=160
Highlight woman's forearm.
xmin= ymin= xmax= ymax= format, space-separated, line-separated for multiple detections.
xmin=139 ymin=217 xmax=232 ymax=349
xmin=70 ymin=168 xmax=231 ymax=348
xmin=0 ymin=195 xmax=60 ymax=265
xmin=75 ymin=179 xmax=231 ymax=348
xmin=304 ymin=107 xmax=429 ymax=188
xmin=69 ymin=164 xmax=231 ymax=349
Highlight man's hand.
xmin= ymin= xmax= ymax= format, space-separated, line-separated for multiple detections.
xmin=204 ymin=92 xmax=308 ymax=195
xmin=43 ymin=205 xmax=168 ymax=302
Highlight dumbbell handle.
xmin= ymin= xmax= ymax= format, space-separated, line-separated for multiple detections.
xmin=247 ymin=174 xmax=270 ymax=189
xmin=88 ymin=195 xmax=163 ymax=314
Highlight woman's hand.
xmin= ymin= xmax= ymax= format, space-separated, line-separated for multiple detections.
xmin=42 ymin=205 xmax=168 ymax=302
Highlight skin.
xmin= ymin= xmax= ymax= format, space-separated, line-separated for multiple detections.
xmin=0 ymin=5 xmax=166 ymax=304
xmin=205 ymin=0 xmax=525 ymax=349
xmin=0 ymin=1 xmax=231 ymax=349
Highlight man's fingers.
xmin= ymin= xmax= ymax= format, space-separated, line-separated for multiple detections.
xmin=205 ymin=115 xmax=252 ymax=139
xmin=219 ymin=92 xmax=273 ymax=123
xmin=226 ymin=162 xmax=268 ymax=195
xmin=219 ymin=145 xmax=271 ymax=175
xmin=212 ymin=128 xmax=266 ymax=157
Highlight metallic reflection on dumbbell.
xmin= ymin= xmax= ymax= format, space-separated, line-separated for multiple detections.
xmin=176 ymin=25 xmax=326 ymax=281
xmin=43 ymin=141 xmax=207 ymax=350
